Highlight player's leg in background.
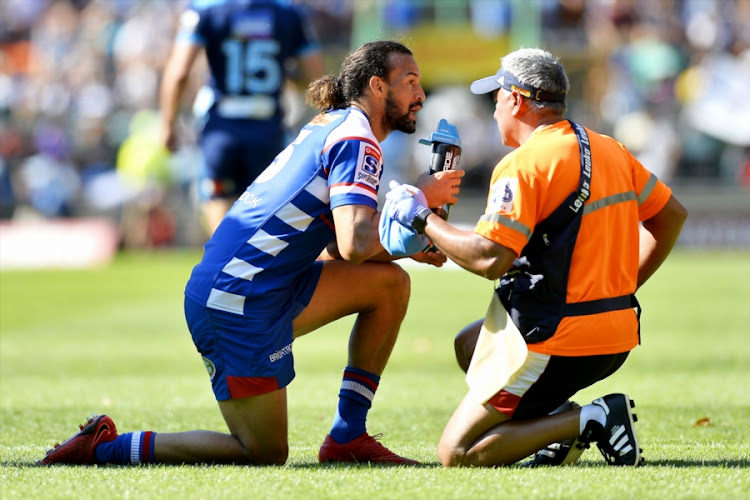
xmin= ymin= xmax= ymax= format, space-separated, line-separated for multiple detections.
xmin=198 ymin=122 xmax=242 ymax=236
xmin=202 ymin=197 xmax=234 ymax=235
xmin=199 ymin=124 xmax=284 ymax=236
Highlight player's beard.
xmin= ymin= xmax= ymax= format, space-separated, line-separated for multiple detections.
xmin=385 ymin=93 xmax=418 ymax=134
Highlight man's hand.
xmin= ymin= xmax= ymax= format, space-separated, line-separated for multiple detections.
xmin=410 ymin=248 xmax=448 ymax=267
xmin=416 ymin=169 xmax=464 ymax=208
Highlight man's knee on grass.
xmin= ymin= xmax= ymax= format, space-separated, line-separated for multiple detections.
xmin=437 ymin=435 xmax=470 ymax=468
xmin=454 ymin=320 xmax=482 ymax=373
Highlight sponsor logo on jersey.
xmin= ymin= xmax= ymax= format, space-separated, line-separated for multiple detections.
xmin=355 ymin=144 xmax=382 ymax=188
xmin=238 ymin=191 xmax=262 ymax=208
xmin=488 ymin=177 xmax=518 ymax=213
xmin=232 ymin=11 xmax=273 ymax=38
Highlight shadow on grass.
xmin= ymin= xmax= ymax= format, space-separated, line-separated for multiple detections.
xmin=2 ymin=460 xmax=440 ymax=469
xmin=4 ymin=458 xmax=749 ymax=469
xmin=633 ymin=458 xmax=750 ymax=468
xmin=524 ymin=459 xmax=750 ymax=469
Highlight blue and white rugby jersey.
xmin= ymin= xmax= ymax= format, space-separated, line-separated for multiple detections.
xmin=177 ymin=0 xmax=320 ymax=123
xmin=184 ymin=107 xmax=384 ymax=315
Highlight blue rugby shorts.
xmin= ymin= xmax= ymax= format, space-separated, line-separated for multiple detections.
xmin=184 ymin=261 xmax=323 ymax=400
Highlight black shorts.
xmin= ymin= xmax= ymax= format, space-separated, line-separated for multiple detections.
xmin=487 ymin=351 xmax=629 ymax=420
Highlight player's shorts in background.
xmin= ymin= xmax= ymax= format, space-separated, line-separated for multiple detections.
xmin=184 ymin=261 xmax=322 ymax=401
xmin=199 ymin=117 xmax=285 ymax=200
xmin=488 ymin=351 xmax=630 ymax=419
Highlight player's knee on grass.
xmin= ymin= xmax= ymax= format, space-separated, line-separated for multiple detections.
xmin=244 ymin=440 xmax=289 ymax=466
xmin=454 ymin=319 xmax=483 ymax=373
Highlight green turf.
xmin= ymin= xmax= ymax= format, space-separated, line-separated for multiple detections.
xmin=1 ymin=250 xmax=749 ymax=499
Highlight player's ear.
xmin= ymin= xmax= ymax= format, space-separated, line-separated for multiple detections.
xmin=368 ymin=75 xmax=386 ymax=98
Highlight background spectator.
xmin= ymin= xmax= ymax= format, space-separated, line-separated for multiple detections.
xmin=1 ymin=0 xmax=748 ymax=249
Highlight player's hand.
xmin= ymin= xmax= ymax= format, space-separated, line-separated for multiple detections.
xmin=410 ymin=247 xmax=447 ymax=267
xmin=416 ymin=169 xmax=464 ymax=208
xmin=385 ymin=180 xmax=430 ymax=228
xmin=161 ymin=125 xmax=178 ymax=153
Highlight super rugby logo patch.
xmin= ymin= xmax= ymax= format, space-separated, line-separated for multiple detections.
xmin=355 ymin=143 xmax=383 ymax=189
xmin=488 ymin=177 xmax=518 ymax=213
xmin=202 ymin=356 xmax=216 ymax=380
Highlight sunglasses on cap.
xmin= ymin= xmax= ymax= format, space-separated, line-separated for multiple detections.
xmin=471 ymin=67 xmax=565 ymax=103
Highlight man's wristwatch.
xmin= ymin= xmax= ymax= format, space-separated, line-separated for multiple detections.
xmin=412 ymin=207 xmax=433 ymax=234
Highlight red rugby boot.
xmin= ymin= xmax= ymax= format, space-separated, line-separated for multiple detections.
xmin=318 ymin=432 xmax=420 ymax=465
xmin=37 ymin=414 xmax=118 ymax=466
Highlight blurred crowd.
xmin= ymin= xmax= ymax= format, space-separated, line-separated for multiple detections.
xmin=1 ymin=0 xmax=748 ymax=248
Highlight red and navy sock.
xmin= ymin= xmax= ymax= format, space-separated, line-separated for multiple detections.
xmin=95 ymin=431 xmax=156 ymax=465
xmin=329 ymin=366 xmax=380 ymax=444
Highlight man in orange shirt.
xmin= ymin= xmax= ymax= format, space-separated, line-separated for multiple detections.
xmin=379 ymin=48 xmax=687 ymax=467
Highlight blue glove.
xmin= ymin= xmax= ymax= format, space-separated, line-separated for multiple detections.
xmin=378 ymin=210 xmax=430 ymax=257
xmin=379 ymin=181 xmax=430 ymax=257
xmin=384 ymin=180 xmax=430 ymax=228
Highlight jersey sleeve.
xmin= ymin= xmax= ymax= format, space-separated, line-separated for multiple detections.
xmin=175 ymin=7 xmax=206 ymax=46
xmin=627 ymin=149 xmax=673 ymax=221
xmin=325 ymin=138 xmax=383 ymax=210
xmin=474 ymin=156 xmax=540 ymax=255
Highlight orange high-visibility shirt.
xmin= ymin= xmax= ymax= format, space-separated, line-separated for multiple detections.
xmin=475 ymin=121 xmax=672 ymax=356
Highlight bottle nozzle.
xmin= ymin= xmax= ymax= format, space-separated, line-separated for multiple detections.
xmin=419 ymin=118 xmax=461 ymax=147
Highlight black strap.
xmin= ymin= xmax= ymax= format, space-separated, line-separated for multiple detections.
xmin=563 ymin=294 xmax=639 ymax=317
xmin=564 ymin=294 xmax=642 ymax=344
xmin=532 ymin=121 xmax=591 ymax=238
xmin=561 ymin=124 xmax=642 ymax=342
xmin=568 ymin=120 xmax=592 ymax=213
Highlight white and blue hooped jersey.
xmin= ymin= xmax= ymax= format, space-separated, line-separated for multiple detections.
xmin=184 ymin=107 xmax=384 ymax=315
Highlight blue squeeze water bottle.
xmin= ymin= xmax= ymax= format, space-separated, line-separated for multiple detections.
xmin=419 ymin=118 xmax=462 ymax=221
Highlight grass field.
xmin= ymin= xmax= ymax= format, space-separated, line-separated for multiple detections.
xmin=1 ymin=250 xmax=749 ymax=499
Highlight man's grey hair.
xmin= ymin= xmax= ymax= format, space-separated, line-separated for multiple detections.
xmin=502 ymin=48 xmax=569 ymax=114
